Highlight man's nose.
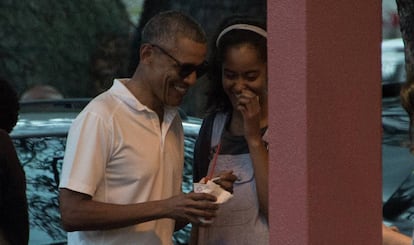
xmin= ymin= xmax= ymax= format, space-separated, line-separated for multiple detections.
xmin=183 ymin=71 xmax=197 ymax=86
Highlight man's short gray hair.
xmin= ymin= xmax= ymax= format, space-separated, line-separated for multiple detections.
xmin=141 ymin=10 xmax=206 ymax=47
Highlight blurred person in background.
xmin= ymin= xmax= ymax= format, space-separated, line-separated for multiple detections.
xmin=20 ymin=84 xmax=63 ymax=101
xmin=0 ymin=78 xmax=29 ymax=245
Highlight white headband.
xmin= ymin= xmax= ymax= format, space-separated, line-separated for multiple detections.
xmin=216 ymin=24 xmax=267 ymax=47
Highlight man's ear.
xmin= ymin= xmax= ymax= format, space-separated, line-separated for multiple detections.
xmin=139 ymin=43 xmax=153 ymax=64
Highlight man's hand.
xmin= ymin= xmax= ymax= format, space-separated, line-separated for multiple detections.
xmin=165 ymin=192 xmax=219 ymax=225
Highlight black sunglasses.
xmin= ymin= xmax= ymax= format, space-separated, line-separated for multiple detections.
xmin=150 ymin=43 xmax=208 ymax=78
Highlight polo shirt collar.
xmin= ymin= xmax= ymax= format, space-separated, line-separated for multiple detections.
xmin=110 ymin=78 xmax=178 ymax=119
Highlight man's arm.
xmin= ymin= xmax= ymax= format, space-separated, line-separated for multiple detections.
xmin=382 ymin=224 xmax=412 ymax=245
xmin=59 ymin=188 xmax=218 ymax=231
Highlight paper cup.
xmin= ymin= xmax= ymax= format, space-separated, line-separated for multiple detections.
xmin=193 ymin=182 xmax=215 ymax=224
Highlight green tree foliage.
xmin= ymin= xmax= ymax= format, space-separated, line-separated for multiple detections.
xmin=397 ymin=0 xmax=414 ymax=83
xmin=0 ymin=0 xmax=132 ymax=97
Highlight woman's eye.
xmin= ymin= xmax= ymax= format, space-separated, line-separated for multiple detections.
xmin=245 ymin=76 xmax=258 ymax=81
xmin=245 ymin=72 xmax=259 ymax=81
xmin=224 ymin=72 xmax=238 ymax=80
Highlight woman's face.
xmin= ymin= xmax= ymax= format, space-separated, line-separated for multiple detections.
xmin=222 ymin=43 xmax=267 ymax=110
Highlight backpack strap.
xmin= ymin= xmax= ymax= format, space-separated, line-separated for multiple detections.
xmin=210 ymin=112 xmax=227 ymax=148
xmin=193 ymin=112 xmax=228 ymax=182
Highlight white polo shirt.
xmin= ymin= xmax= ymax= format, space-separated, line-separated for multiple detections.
xmin=59 ymin=79 xmax=184 ymax=245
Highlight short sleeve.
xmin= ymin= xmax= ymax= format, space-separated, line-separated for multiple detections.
xmin=59 ymin=111 xmax=111 ymax=196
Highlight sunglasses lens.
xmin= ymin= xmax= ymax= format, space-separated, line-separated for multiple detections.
xmin=179 ymin=66 xmax=196 ymax=78
xmin=195 ymin=62 xmax=208 ymax=78
xmin=180 ymin=62 xmax=207 ymax=78
xmin=179 ymin=62 xmax=208 ymax=78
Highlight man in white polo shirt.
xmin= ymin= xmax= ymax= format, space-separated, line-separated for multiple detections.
xmin=58 ymin=10 xmax=218 ymax=245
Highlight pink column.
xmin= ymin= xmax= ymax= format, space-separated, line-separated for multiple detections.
xmin=268 ymin=0 xmax=382 ymax=244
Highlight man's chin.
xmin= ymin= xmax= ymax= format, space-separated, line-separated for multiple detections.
xmin=165 ymin=98 xmax=183 ymax=107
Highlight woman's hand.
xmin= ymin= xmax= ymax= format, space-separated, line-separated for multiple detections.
xmin=236 ymin=89 xmax=262 ymax=141
xmin=212 ymin=171 xmax=238 ymax=193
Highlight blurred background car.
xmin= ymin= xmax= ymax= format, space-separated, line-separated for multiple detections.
xmin=382 ymin=95 xmax=414 ymax=236
xmin=380 ymin=35 xmax=414 ymax=236
xmin=10 ymin=99 xmax=201 ymax=245
xmin=382 ymin=38 xmax=406 ymax=97
xmin=381 ymin=36 xmax=414 ymax=236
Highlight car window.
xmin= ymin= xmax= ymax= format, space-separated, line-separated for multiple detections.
xmin=13 ymin=136 xmax=66 ymax=244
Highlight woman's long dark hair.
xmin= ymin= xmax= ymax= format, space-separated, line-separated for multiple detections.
xmin=400 ymin=76 xmax=414 ymax=152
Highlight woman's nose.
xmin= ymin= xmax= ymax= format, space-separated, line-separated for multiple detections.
xmin=233 ymin=80 xmax=246 ymax=93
